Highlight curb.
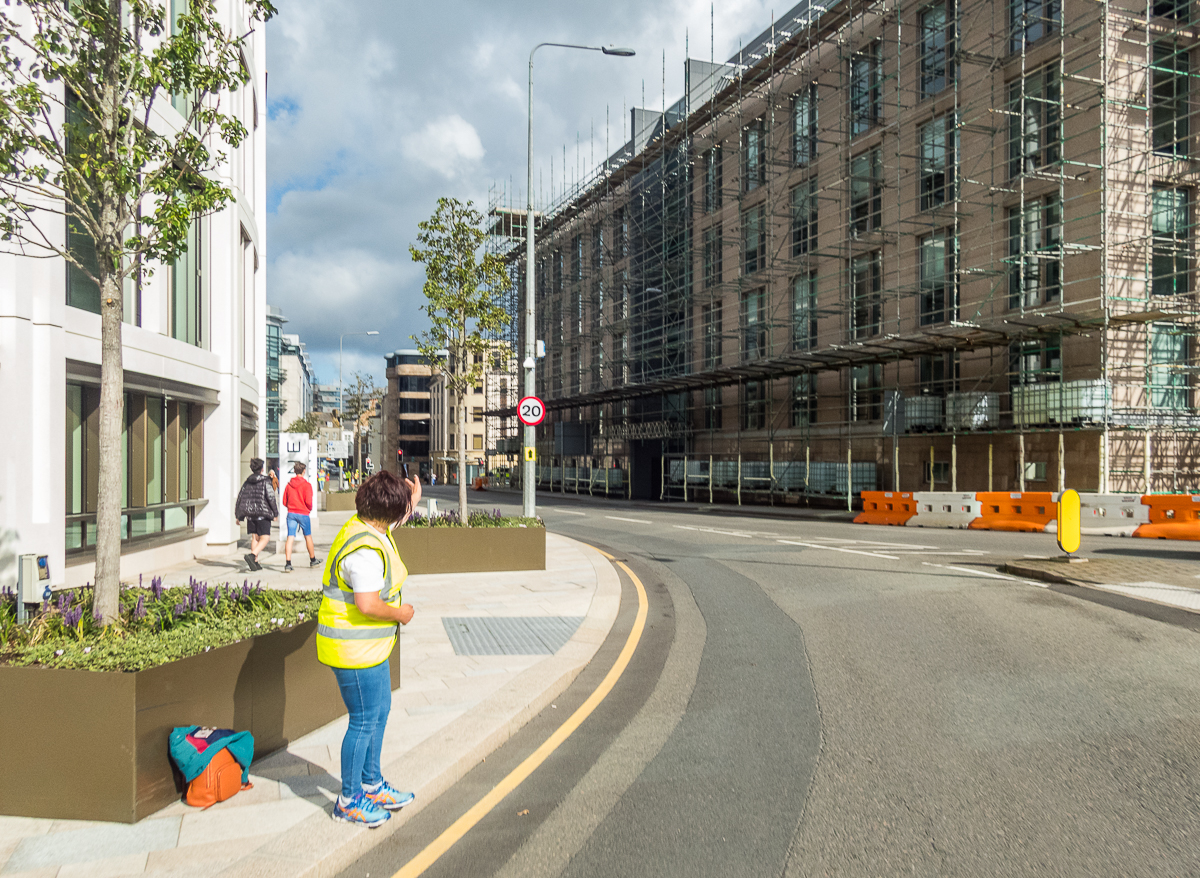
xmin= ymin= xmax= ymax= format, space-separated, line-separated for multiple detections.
xmin=216 ymin=538 xmax=624 ymax=878
xmin=1002 ymin=562 xmax=1078 ymax=585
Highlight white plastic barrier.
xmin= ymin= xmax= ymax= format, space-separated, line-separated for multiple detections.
xmin=1044 ymin=493 xmax=1148 ymax=536
xmin=906 ymin=492 xmax=983 ymax=528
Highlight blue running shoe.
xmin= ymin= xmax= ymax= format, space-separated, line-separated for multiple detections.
xmin=333 ymin=792 xmax=390 ymax=828
xmin=363 ymin=781 xmax=415 ymax=812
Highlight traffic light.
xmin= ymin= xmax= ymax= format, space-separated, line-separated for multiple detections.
xmin=397 ymin=448 xmax=404 ymax=459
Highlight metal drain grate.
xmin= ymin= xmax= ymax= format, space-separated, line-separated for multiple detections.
xmin=442 ymin=616 xmax=584 ymax=656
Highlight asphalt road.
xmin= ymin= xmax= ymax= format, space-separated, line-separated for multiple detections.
xmin=342 ymin=488 xmax=1200 ymax=877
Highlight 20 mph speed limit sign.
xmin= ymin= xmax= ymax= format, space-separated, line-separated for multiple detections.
xmin=517 ymin=396 xmax=546 ymax=426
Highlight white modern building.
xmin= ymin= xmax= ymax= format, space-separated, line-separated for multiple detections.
xmin=0 ymin=10 xmax=267 ymax=589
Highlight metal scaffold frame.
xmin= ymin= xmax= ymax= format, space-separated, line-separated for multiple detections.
xmin=486 ymin=0 xmax=1200 ymax=507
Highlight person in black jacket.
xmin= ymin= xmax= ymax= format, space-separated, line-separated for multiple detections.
xmin=235 ymin=458 xmax=278 ymax=571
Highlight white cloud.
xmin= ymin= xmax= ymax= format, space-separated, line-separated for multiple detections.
xmin=401 ymin=115 xmax=485 ymax=179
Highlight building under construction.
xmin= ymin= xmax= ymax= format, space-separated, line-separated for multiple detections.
xmin=488 ymin=0 xmax=1200 ymax=505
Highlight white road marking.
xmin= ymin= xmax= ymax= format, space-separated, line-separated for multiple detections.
xmin=892 ymin=550 xmax=990 ymax=556
xmin=673 ymin=525 xmax=754 ymax=538
xmin=777 ymin=539 xmax=899 ymax=560
xmin=553 ymin=510 xmax=587 ymax=516
xmin=605 ymin=516 xmax=653 ymax=524
xmin=921 ymin=561 xmax=1015 ymax=581
xmin=800 ymin=536 xmax=942 ymax=550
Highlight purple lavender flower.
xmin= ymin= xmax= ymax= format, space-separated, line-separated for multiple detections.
xmin=134 ymin=595 xmax=146 ymax=620
xmin=173 ymin=602 xmax=185 ymax=619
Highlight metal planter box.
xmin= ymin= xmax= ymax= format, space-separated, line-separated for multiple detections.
xmin=0 ymin=621 xmax=398 ymax=823
xmin=393 ymin=526 xmax=546 ymax=574
xmin=325 ymin=492 xmax=357 ymax=511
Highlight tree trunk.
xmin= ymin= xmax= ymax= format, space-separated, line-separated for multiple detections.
xmin=93 ymin=271 xmax=124 ymax=623
xmin=458 ymin=400 xmax=468 ymax=525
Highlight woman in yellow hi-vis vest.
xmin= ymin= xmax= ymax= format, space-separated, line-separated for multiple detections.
xmin=317 ymin=470 xmax=421 ymax=828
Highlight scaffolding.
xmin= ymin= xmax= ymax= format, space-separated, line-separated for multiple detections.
xmin=487 ymin=0 xmax=1200 ymax=506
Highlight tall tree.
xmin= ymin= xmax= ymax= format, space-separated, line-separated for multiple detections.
xmin=410 ymin=198 xmax=510 ymax=521
xmin=0 ymin=0 xmax=275 ymax=621
xmin=342 ymin=371 xmax=381 ymax=477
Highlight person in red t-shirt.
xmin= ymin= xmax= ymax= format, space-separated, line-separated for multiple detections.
xmin=282 ymin=462 xmax=321 ymax=572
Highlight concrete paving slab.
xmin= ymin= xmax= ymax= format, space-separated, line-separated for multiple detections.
xmin=56 ymin=851 xmax=148 ymax=878
xmin=3 ymin=817 xmax=180 ymax=872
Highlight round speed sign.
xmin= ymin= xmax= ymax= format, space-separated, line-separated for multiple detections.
xmin=517 ymin=396 xmax=546 ymax=426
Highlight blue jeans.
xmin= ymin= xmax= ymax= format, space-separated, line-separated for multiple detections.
xmin=331 ymin=660 xmax=391 ymax=799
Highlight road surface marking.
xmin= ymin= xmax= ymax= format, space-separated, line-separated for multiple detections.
xmin=391 ymin=546 xmax=648 ymax=878
xmin=673 ymin=525 xmax=754 ymax=538
xmin=921 ymin=561 xmax=1015 ymax=581
xmin=893 ymin=550 xmax=990 ymax=556
xmin=554 ymin=510 xmax=587 ymax=516
xmin=605 ymin=516 xmax=653 ymax=524
xmin=777 ymin=539 xmax=899 ymax=560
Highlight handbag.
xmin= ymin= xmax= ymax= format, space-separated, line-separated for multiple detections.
xmin=185 ymin=747 xmax=253 ymax=809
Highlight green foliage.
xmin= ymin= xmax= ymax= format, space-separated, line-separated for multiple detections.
xmin=285 ymin=413 xmax=321 ymax=438
xmin=0 ymin=577 xmax=320 ymax=671
xmin=404 ymin=509 xmax=543 ymax=528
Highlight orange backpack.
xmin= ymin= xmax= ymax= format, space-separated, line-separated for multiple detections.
xmin=185 ymin=748 xmax=253 ymax=809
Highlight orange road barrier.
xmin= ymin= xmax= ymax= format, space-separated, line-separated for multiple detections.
xmin=1133 ymin=494 xmax=1200 ymax=540
xmin=970 ymin=492 xmax=1057 ymax=532
xmin=854 ymin=491 xmax=918 ymax=526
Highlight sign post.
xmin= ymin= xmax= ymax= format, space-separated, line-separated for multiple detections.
xmin=518 ymin=396 xmax=545 ymax=517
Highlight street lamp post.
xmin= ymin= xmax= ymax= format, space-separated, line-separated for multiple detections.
xmin=524 ymin=42 xmax=634 ymax=519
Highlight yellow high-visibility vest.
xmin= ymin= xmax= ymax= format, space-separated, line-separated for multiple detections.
xmin=316 ymin=515 xmax=407 ymax=669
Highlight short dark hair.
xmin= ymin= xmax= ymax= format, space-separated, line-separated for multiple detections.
xmin=293 ymin=462 xmax=306 ymax=474
xmin=356 ymin=471 xmax=411 ymax=523
xmin=250 ymin=458 xmax=264 ymax=473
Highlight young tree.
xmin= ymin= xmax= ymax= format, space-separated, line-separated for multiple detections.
xmin=0 ymin=0 xmax=275 ymax=621
xmin=410 ymin=198 xmax=510 ymax=522
xmin=342 ymin=371 xmax=382 ymax=477
xmin=284 ymin=413 xmax=321 ymax=439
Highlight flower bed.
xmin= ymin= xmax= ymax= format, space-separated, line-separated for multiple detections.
xmin=405 ymin=508 xmax=543 ymax=528
xmin=395 ymin=511 xmax=545 ymax=573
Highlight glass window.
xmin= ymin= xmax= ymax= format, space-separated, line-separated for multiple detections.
xmin=850 ymin=44 xmax=881 ymax=136
xmin=792 ymin=374 xmax=816 ymax=427
xmin=64 ymin=93 xmax=102 ymax=314
xmin=741 ymin=288 xmax=768 ymax=361
xmin=703 ymin=224 xmax=723 ymax=288
xmin=742 ymin=204 xmax=766 ymax=274
xmin=592 ymin=225 xmax=604 ymax=269
xmin=919 ymin=231 xmax=957 ymax=325
xmin=792 ymin=179 xmax=817 ymax=257
xmin=171 ymin=215 xmax=202 ymax=346
xmin=703 ymin=147 xmax=722 ymax=213
xmin=1153 ymin=0 xmax=1191 ymax=19
xmin=919 ymin=352 xmax=959 ymax=395
xmin=702 ymin=301 xmax=723 ymax=368
xmin=920 ymin=3 xmax=954 ymax=97
xmin=472 ymin=406 xmax=483 ymax=422
xmin=572 ymin=234 xmax=583 ymax=280
xmin=1009 ymin=0 xmax=1061 ymax=52
xmin=851 ymin=251 xmax=882 ymax=338
xmin=704 ymin=386 xmax=723 ymax=429
xmin=1152 ymin=42 xmax=1190 ymax=157
xmin=742 ymin=119 xmax=766 ymax=192
xmin=1151 ymin=324 xmax=1190 ymax=408
xmin=850 ymin=149 xmax=882 ymax=233
xmin=919 ymin=114 xmax=956 ymax=210
xmin=793 ymin=84 xmax=818 ymax=165
xmin=1008 ymin=196 xmax=1062 ymax=307
xmin=792 ymin=273 xmax=817 ymax=351
xmin=146 ymin=396 xmax=164 ymax=505
xmin=1008 ymin=64 xmax=1060 ymax=177
xmin=742 ymin=380 xmax=768 ymax=430
xmin=1152 ymin=187 xmax=1191 ymax=295
xmin=852 ymin=364 xmax=883 ymax=421
xmin=472 ymin=435 xmax=484 ymax=450
xmin=1010 ymin=336 xmax=1062 ymax=385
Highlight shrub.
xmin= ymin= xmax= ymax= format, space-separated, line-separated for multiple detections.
xmin=403 ymin=509 xmax=543 ymax=528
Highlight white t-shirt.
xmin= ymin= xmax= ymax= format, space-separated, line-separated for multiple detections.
xmin=339 ymin=522 xmax=389 ymax=594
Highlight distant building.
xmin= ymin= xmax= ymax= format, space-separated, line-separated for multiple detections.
xmin=383 ymin=349 xmax=441 ymax=478
xmin=264 ymin=306 xmax=316 ymax=469
xmin=313 ymin=384 xmax=342 ymax=414
xmin=429 ymin=342 xmax=517 ymax=484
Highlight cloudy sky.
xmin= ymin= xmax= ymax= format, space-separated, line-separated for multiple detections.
xmin=265 ymin=0 xmax=785 ymax=387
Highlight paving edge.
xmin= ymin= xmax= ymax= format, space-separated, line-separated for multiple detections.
xmin=1004 ymin=561 xmax=1200 ymax=616
xmin=215 ymin=535 xmax=623 ymax=878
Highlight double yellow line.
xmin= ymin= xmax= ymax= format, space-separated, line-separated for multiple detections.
xmin=392 ymin=549 xmax=648 ymax=878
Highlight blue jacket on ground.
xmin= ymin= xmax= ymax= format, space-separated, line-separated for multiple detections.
xmin=169 ymin=726 xmax=255 ymax=784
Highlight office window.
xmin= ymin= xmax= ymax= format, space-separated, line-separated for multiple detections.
xmin=1008 ymin=197 xmax=1062 ymax=307
xmin=793 ymin=83 xmax=818 ymax=165
xmin=64 ymin=95 xmax=102 ymax=314
xmin=1151 ymin=323 xmax=1190 ymax=408
xmin=703 ymin=224 xmax=723 ymax=288
xmin=919 ymin=230 xmax=957 ymax=325
xmin=703 ymin=147 xmax=723 ymax=213
xmin=1008 ymin=64 xmax=1060 ymax=177
xmin=920 ymin=3 xmax=954 ymax=98
xmin=472 ymin=407 xmax=483 ymax=422
xmin=742 ymin=118 xmax=766 ymax=192
xmin=1010 ymin=336 xmax=1062 ymax=385
xmin=1152 ymin=186 xmax=1191 ymax=296
xmin=1152 ymin=42 xmax=1190 ymax=157
xmin=852 ymin=364 xmax=883 ymax=421
xmin=1153 ymin=0 xmax=1191 ymax=19
xmin=571 ymin=234 xmax=583 ymax=280
xmin=170 ymin=215 xmax=202 ymax=346
xmin=851 ymin=251 xmax=882 ymax=339
xmin=702 ymin=301 xmax=723 ymax=368
xmin=704 ymin=386 xmax=723 ymax=429
xmin=792 ymin=179 xmax=818 ymax=256
xmin=792 ymin=273 xmax=817 ymax=351
xmin=850 ymin=149 xmax=882 ymax=233
xmin=616 ymin=208 xmax=628 ymax=258
xmin=1009 ymin=0 xmax=1061 ymax=52
xmin=741 ymin=288 xmax=768 ymax=361
xmin=742 ymin=380 xmax=768 ymax=430
xmin=553 ymin=249 xmax=563 ymax=293
xmin=592 ymin=225 xmax=604 ymax=269
xmin=850 ymin=43 xmax=881 ymax=136
xmin=919 ymin=114 xmax=956 ymax=210
xmin=919 ymin=352 xmax=959 ymax=395
xmin=792 ymin=374 xmax=816 ymax=426
xmin=743 ymin=204 xmax=766 ymax=274
xmin=472 ymin=435 xmax=483 ymax=450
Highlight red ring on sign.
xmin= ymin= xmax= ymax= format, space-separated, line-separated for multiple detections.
xmin=517 ymin=396 xmax=546 ymax=426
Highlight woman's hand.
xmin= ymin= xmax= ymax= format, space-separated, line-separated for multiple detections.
xmin=354 ymin=591 xmax=415 ymax=625
xmin=403 ymin=476 xmax=423 ymax=521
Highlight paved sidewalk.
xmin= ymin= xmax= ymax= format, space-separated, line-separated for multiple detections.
xmin=1005 ymin=556 xmax=1200 ymax=613
xmin=0 ymin=520 xmax=621 ymax=878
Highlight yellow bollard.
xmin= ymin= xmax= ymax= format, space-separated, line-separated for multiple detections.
xmin=1057 ymin=489 xmax=1082 ymax=556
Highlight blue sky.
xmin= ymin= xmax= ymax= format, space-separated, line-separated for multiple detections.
xmin=264 ymin=0 xmax=782 ymax=388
